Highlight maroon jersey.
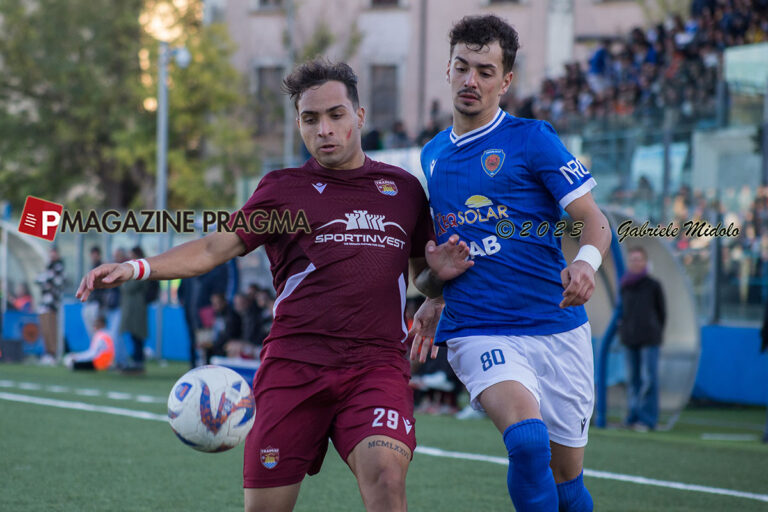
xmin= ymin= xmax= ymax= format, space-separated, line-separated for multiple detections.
xmin=233 ymin=156 xmax=434 ymax=366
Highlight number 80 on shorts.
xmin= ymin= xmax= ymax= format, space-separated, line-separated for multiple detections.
xmin=481 ymin=349 xmax=506 ymax=371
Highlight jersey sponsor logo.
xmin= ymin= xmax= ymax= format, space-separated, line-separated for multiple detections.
xmin=374 ymin=178 xmax=398 ymax=196
xmin=315 ymin=210 xmax=406 ymax=249
xmin=465 ymin=195 xmax=492 ymax=208
xmin=559 ymin=158 xmax=591 ymax=185
xmin=581 ymin=417 xmax=587 ymax=434
xmin=312 ymin=182 xmax=327 ymax=194
xmin=434 ymin=196 xmax=510 ymax=236
xmin=469 ymin=235 xmax=502 ymax=258
xmin=429 ymin=159 xmax=437 ymax=177
xmin=319 ymin=210 xmax=406 ymax=234
xmin=260 ymin=447 xmax=280 ymax=469
xmin=481 ymin=149 xmax=505 ymax=177
xmin=403 ymin=417 xmax=413 ymax=434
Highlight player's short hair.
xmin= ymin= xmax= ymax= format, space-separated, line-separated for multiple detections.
xmin=282 ymin=58 xmax=360 ymax=110
xmin=628 ymin=246 xmax=647 ymax=257
xmin=449 ymin=15 xmax=520 ymax=73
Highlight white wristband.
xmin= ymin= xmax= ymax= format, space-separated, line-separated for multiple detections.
xmin=127 ymin=258 xmax=150 ymax=281
xmin=573 ymin=245 xmax=601 ymax=272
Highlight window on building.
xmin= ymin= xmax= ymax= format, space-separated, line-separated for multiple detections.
xmin=254 ymin=66 xmax=284 ymax=134
xmin=370 ymin=65 xmax=398 ymax=131
xmin=371 ymin=0 xmax=400 ymax=7
xmin=250 ymin=0 xmax=283 ymax=11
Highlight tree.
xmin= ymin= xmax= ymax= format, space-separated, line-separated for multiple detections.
xmin=0 ymin=0 xmax=257 ymax=211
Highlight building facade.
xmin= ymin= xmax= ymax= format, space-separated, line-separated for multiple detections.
xmin=220 ymin=0 xmax=655 ymax=158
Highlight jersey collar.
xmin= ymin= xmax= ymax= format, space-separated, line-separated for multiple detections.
xmin=449 ymin=108 xmax=504 ymax=147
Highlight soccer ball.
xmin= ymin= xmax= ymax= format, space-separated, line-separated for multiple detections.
xmin=167 ymin=365 xmax=256 ymax=453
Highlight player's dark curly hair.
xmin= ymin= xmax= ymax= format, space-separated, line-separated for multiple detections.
xmin=282 ymin=58 xmax=360 ymax=110
xmin=449 ymin=15 xmax=520 ymax=73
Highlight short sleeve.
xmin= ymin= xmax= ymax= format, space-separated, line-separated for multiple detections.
xmin=526 ymin=122 xmax=596 ymax=209
xmin=410 ymin=186 xmax=436 ymax=258
xmin=229 ymin=172 xmax=282 ymax=254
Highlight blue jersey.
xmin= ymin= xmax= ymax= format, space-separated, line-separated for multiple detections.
xmin=421 ymin=109 xmax=596 ymax=343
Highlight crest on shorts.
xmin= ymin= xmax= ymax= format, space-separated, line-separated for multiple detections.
xmin=261 ymin=447 xmax=280 ymax=469
xmin=481 ymin=149 xmax=505 ymax=177
xmin=375 ymin=178 xmax=398 ymax=196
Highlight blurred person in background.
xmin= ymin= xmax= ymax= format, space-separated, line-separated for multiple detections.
xmin=384 ymin=120 xmax=412 ymax=149
xmin=197 ymin=292 xmax=241 ymax=364
xmin=63 ymin=315 xmax=114 ymax=371
xmin=36 ymin=246 xmax=65 ymax=364
xmin=760 ymin=295 xmax=768 ymax=443
xmin=82 ymin=246 xmax=106 ymax=338
xmin=119 ymin=246 xmax=149 ymax=373
xmin=619 ymin=246 xmax=666 ymax=432
xmin=106 ymin=247 xmax=127 ymax=365
xmin=10 ymin=282 xmax=34 ymax=312
xmin=225 ymin=292 xmax=263 ymax=359
xmin=179 ymin=260 xmax=237 ymax=368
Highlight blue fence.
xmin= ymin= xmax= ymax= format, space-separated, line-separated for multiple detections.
xmin=3 ymin=304 xmax=767 ymax=407
xmin=693 ymin=325 xmax=768 ymax=406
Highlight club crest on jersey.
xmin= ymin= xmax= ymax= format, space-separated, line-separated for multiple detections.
xmin=261 ymin=447 xmax=280 ymax=469
xmin=481 ymin=149 xmax=505 ymax=177
xmin=374 ymin=178 xmax=398 ymax=196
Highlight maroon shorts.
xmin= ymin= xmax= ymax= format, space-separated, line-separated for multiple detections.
xmin=243 ymin=356 xmax=416 ymax=488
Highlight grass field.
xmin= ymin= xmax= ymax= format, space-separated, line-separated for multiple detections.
xmin=1 ymin=361 xmax=767 ymax=511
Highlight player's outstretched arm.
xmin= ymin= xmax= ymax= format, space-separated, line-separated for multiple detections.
xmin=76 ymin=231 xmax=246 ymax=302
xmin=409 ymin=297 xmax=444 ymax=362
xmin=560 ymin=193 xmax=611 ymax=308
xmin=413 ymin=235 xmax=473 ymax=297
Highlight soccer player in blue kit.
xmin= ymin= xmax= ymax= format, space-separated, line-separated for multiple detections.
xmin=410 ymin=15 xmax=611 ymax=512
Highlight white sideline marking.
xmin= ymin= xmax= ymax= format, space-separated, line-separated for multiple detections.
xmin=2 ymin=379 xmax=165 ymax=403
xmin=2 ymin=391 xmax=767 ymax=504
xmin=414 ymin=446 xmax=768 ymax=503
xmin=106 ymin=392 xmax=133 ymax=400
xmin=701 ymin=433 xmax=758 ymax=442
xmin=75 ymin=388 xmax=100 ymax=396
xmin=0 ymin=392 xmax=168 ymax=422
xmin=136 ymin=394 xmax=165 ymax=404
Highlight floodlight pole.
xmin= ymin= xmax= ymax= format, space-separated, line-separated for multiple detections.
xmin=157 ymin=41 xmax=169 ymax=216
xmin=282 ymin=0 xmax=295 ymax=168
xmin=155 ymin=40 xmax=170 ymax=362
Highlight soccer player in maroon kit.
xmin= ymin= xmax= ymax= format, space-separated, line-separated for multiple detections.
xmin=77 ymin=59 xmax=470 ymax=512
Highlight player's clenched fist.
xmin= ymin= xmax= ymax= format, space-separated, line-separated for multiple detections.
xmin=559 ymin=260 xmax=596 ymax=308
xmin=76 ymin=263 xmax=133 ymax=302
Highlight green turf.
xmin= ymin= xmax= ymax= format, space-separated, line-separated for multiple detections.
xmin=1 ymin=361 xmax=767 ymax=511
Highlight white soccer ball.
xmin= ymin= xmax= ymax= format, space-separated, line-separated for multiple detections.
xmin=167 ymin=365 xmax=256 ymax=453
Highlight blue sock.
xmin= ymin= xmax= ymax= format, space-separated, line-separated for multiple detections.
xmin=503 ymin=419 xmax=558 ymax=511
xmin=556 ymin=471 xmax=593 ymax=512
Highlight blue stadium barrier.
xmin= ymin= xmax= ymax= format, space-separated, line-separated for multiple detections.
xmin=693 ymin=325 xmax=768 ymax=406
xmin=594 ymin=230 xmax=625 ymax=428
xmin=1 ymin=310 xmax=44 ymax=356
xmin=62 ymin=302 xmax=191 ymax=361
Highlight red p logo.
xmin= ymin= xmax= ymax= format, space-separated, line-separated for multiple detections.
xmin=18 ymin=196 xmax=63 ymax=241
